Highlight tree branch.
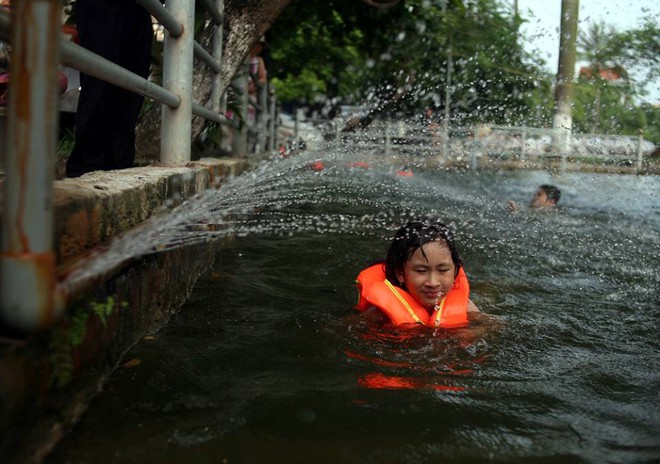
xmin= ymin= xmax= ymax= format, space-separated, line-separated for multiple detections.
xmin=360 ymin=0 xmax=401 ymax=9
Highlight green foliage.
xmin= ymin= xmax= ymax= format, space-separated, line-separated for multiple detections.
xmin=57 ymin=127 xmax=75 ymax=161
xmin=268 ymin=0 xmax=654 ymax=143
xmin=574 ymin=19 xmax=659 ymax=144
xmin=268 ymin=1 xmax=366 ymax=104
xmin=49 ymin=323 xmax=75 ymax=389
xmin=48 ymin=296 xmax=125 ymax=388
xmin=609 ymin=18 xmax=660 ymax=84
xmin=572 ymin=79 xmax=659 ymax=144
xmin=70 ymin=307 xmax=90 ymax=347
xmin=90 ymin=296 xmax=116 ymax=327
xmin=269 ymin=0 xmax=551 ymax=124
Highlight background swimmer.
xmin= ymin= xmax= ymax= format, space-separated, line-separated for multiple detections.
xmin=509 ymin=184 xmax=561 ymax=212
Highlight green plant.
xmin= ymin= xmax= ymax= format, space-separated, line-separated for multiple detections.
xmin=57 ymin=127 xmax=75 ymax=160
xmin=48 ymin=296 xmax=126 ymax=388
xmin=90 ymin=296 xmax=116 ymax=327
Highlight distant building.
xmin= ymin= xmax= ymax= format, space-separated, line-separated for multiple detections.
xmin=579 ymin=66 xmax=623 ymax=81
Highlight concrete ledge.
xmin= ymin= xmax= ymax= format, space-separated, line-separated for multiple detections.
xmin=52 ymin=158 xmax=249 ymax=267
xmin=0 ymin=156 xmax=252 ymax=463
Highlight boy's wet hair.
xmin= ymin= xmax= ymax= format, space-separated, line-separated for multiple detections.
xmin=385 ymin=218 xmax=463 ymax=287
xmin=539 ymin=184 xmax=561 ymax=203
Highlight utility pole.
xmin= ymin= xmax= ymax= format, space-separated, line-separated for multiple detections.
xmin=552 ymin=0 xmax=579 ymax=154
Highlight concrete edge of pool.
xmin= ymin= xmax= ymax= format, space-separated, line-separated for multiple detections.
xmin=0 ymin=156 xmax=256 ymax=464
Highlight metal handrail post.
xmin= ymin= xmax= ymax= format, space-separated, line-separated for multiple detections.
xmin=385 ymin=120 xmax=391 ymax=157
xmin=267 ymin=88 xmax=277 ymax=151
xmin=0 ymin=0 xmax=62 ymax=331
xmin=294 ymin=109 xmax=300 ymax=150
xmin=212 ymin=0 xmax=230 ymax=152
xmin=231 ymin=61 xmax=248 ymax=157
xmin=636 ymin=132 xmax=644 ymax=172
xmin=561 ymin=130 xmax=568 ymax=172
xmin=161 ymin=0 xmax=194 ymax=164
xmin=256 ymin=82 xmax=267 ymax=153
xmin=470 ymin=128 xmax=480 ymax=171
xmin=211 ymin=0 xmax=224 ymax=114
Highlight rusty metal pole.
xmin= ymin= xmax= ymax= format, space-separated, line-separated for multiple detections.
xmin=0 ymin=0 xmax=62 ymax=331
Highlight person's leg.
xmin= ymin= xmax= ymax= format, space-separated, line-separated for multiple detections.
xmin=66 ymin=0 xmax=123 ymax=177
xmin=104 ymin=5 xmax=152 ymax=170
xmin=67 ymin=0 xmax=152 ymax=176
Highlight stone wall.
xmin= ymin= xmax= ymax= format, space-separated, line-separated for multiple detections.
xmin=0 ymin=158 xmax=249 ymax=463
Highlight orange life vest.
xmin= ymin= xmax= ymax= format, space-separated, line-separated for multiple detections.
xmin=355 ymin=263 xmax=469 ymax=328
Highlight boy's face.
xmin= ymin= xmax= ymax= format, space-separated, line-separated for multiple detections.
xmin=396 ymin=241 xmax=456 ymax=310
xmin=530 ymin=188 xmax=553 ymax=208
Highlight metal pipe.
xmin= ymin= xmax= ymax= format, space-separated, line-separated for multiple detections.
xmin=266 ymin=88 xmax=276 ymax=151
xmin=470 ymin=128 xmax=480 ymax=171
xmin=385 ymin=120 xmax=391 ymax=157
xmin=2 ymin=9 xmax=181 ymax=109
xmin=256 ymin=83 xmax=267 ymax=152
xmin=194 ymin=41 xmax=221 ymax=74
xmin=197 ymin=0 xmax=224 ymax=25
xmin=192 ymin=102 xmax=236 ymax=127
xmin=61 ymin=38 xmax=181 ymax=108
xmin=210 ymin=0 xmax=224 ymax=115
xmin=161 ymin=0 xmax=194 ymax=164
xmin=0 ymin=0 xmax=61 ymax=331
xmin=136 ymin=0 xmax=183 ymax=37
xmin=211 ymin=0 xmax=226 ymax=148
xmin=231 ymin=62 xmax=249 ymax=157
xmin=636 ymin=132 xmax=644 ymax=172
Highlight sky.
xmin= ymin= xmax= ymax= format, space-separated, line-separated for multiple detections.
xmin=517 ymin=0 xmax=659 ymax=103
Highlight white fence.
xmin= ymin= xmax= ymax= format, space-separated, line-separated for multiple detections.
xmin=334 ymin=120 xmax=654 ymax=172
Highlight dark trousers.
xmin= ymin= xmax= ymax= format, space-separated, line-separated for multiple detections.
xmin=66 ymin=0 xmax=152 ymax=178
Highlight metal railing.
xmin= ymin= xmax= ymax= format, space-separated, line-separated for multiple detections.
xmin=335 ymin=121 xmax=652 ymax=173
xmin=0 ymin=0 xmax=277 ymax=331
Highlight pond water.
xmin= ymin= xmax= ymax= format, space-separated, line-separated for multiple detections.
xmin=48 ymin=147 xmax=659 ymax=463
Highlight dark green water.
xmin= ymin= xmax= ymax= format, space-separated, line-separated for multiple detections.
xmin=48 ymin=149 xmax=659 ymax=463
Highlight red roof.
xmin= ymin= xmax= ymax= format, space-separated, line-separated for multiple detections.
xmin=579 ymin=67 xmax=622 ymax=81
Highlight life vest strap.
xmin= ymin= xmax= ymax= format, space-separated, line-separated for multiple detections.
xmin=384 ymin=279 xmax=423 ymax=324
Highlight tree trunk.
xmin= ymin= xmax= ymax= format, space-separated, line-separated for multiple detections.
xmin=136 ymin=0 xmax=290 ymax=163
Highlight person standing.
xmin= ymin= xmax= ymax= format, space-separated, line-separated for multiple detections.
xmin=247 ymin=36 xmax=268 ymax=125
xmin=66 ymin=0 xmax=152 ymax=178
